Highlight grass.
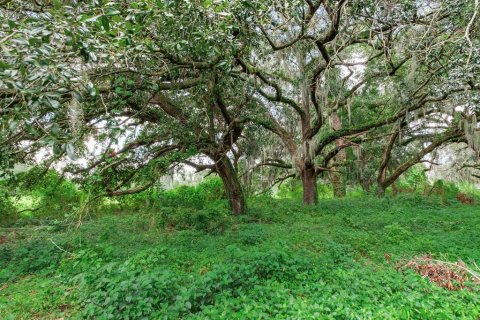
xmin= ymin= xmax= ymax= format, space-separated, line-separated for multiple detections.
xmin=1 ymin=195 xmax=480 ymax=319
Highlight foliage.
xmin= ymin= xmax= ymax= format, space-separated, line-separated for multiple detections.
xmin=277 ymin=179 xmax=334 ymax=199
xmin=0 ymin=235 xmax=67 ymax=283
xmin=383 ymin=223 xmax=413 ymax=244
xmin=161 ymin=178 xmax=226 ymax=209
xmin=458 ymin=182 xmax=480 ymax=201
xmin=2 ymin=196 xmax=480 ymax=318
xmin=155 ymin=201 xmax=232 ymax=234
xmin=431 ymin=180 xmax=461 ymax=200
xmin=0 ymin=169 xmax=85 ymax=226
xmin=0 ymin=0 xmax=480 ymax=317
xmin=116 ymin=177 xmax=226 ymax=210
xmin=24 ymin=169 xmax=85 ymax=218
xmin=1 ymin=0 xmax=478 ymax=211
xmin=0 ymin=183 xmax=17 ymax=226
xmin=398 ymin=165 xmax=429 ymax=192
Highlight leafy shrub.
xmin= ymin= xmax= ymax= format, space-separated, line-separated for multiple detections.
xmin=458 ymin=182 xmax=480 ymax=201
xmin=3 ymin=195 xmax=480 ymax=319
xmin=277 ymin=179 xmax=303 ymax=199
xmin=277 ymin=179 xmax=334 ymax=199
xmin=393 ymin=192 xmax=442 ymax=208
xmin=162 ymin=178 xmax=226 ymax=208
xmin=165 ymin=185 xmax=206 ymax=208
xmin=196 ymin=177 xmax=225 ymax=202
xmin=0 ymin=237 xmax=66 ymax=283
xmin=59 ymin=246 xmax=117 ymax=277
xmin=0 ymin=185 xmax=17 ymax=226
xmin=156 ymin=201 xmax=232 ymax=234
xmin=317 ymin=183 xmax=334 ymax=199
xmin=114 ymin=185 xmax=164 ymax=211
xmin=235 ymin=226 xmax=267 ymax=245
xmin=399 ymin=165 xmax=428 ymax=192
xmin=77 ymin=262 xmax=179 ymax=319
xmin=435 ymin=180 xmax=459 ymax=196
xmin=73 ymin=246 xmax=313 ymax=319
xmin=242 ymin=198 xmax=310 ymax=224
xmin=116 ymin=177 xmax=226 ymax=211
xmin=383 ymin=223 xmax=413 ymax=244
xmin=426 ymin=179 xmax=460 ymax=204
xmin=13 ymin=169 xmax=85 ymax=220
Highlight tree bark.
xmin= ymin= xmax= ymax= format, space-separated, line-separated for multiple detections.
xmin=301 ymin=163 xmax=318 ymax=205
xmin=330 ymin=172 xmax=346 ymax=197
xmin=377 ymin=185 xmax=386 ymax=197
xmin=376 ymin=129 xmax=460 ymax=195
xmin=392 ymin=182 xmax=398 ymax=197
xmin=213 ymin=155 xmax=246 ymax=215
xmin=329 ymin=113 xmax=346 ymax=197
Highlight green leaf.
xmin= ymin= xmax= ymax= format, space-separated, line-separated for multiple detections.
xmin=50 ymin=123 xmax=60 ymax=134
xmin=7 ymin=20 xmax=17 ymax=28
xmin=106 ymin=9 xmax=121 ymax=16
xmin=8 ymin=121 xmax=18 ymax=132
xmin=89 ymin=52 xmax=97 ymax=62
xmin=101 ymin=16 xmax=110 ymax=32
xmin=52 ymin=0 xmax=62 ymax=10
xmin=53 ymin=143 xmax=62 ymax=155
xmin=0 ymin=60 xmax=11 ymax=70
xmin=46 ymin=97 xmax=61 ymax=108
xmin=66 ymin=143 xmax=76 ymax=160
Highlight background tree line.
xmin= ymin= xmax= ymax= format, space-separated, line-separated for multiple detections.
xmin=0 ymin=0 xmax=479 ymax=215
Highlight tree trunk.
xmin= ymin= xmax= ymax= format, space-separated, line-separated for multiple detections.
xmin=301 ymin=164 xmax=318 ymax=205
xmin=392 ymin=182 xmax=398 ymax=197
xmin=330 ymin=113 xmax=346 ymax=197
xmin=360 ymin=179 xmax=371 ymax=193
xmin=214 ymin=155 xmax=246 ymax=215
xmin=331 ymin=171 xmax=346 ymax=197
xmin=377 ymin=185 xmax=386 ymax=197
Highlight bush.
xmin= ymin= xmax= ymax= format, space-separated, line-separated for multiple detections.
xmin=76 ymin=261 xmax=179 ymax=319
xmin=2 ymin=196 xmax=480 ymax=319
xmin=383 ymin=223 xmax=413 ymax=244
xmin=0 ymin=186 xmax=17 ymax=226
xmin=426 ymin=179 xmax=460 ymax=204
xmin=156 ymin=201 xmax=232 ymax=234
xmin=235 ymin=225 xmax=267 ymax=245
xmin=277 ymin=179 xmax=334 ymax=199
xmin=196 ymin=177 xmax=226 ymax=202
xmin=277 ymin=179 xmax=303 ymax=199
xmin=458 ymin=183 xmax=480 ymax=201
xmin=0 ymin=237 xmax=66 ymax=283
xmin=73 ymin=246 xmax=313 ymax=319
xmin=13 ymin=169 xmax=85 ymax=220
xmin=115 ymin=177 xmax=226 ymax=211
xmin=399 ymin=165 xmax=428 ymax=192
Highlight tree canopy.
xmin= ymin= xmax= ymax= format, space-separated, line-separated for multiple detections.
xmin=1 ymin=0 xmax=479 ymax=214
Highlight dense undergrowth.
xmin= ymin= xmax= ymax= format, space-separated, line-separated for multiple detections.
xmin=1 ymin=191 xmax=480 ymax=319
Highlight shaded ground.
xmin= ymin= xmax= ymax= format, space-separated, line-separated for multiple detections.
xmin=1 ymin=196 xmax=480 ymax=319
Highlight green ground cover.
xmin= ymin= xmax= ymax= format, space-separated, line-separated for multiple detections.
xmin=1 ymin=195 xmax=479 ymax=319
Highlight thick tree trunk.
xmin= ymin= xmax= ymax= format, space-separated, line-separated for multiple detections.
xmin=392 ymin=182 xmax=398 ymax=197
xmin=377 ymin=185 xmax=386 ymax=197
xmin=301 ymin=164 xmax=318 ymax=205
xmin=214 ymin=155 xmax=246 ymax=215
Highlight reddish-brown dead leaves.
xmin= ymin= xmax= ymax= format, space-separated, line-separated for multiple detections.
xmin=456 ymin=192 xmax=475 ymax=204
xmin=390 ymin=255 xmax=480 ymax=291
